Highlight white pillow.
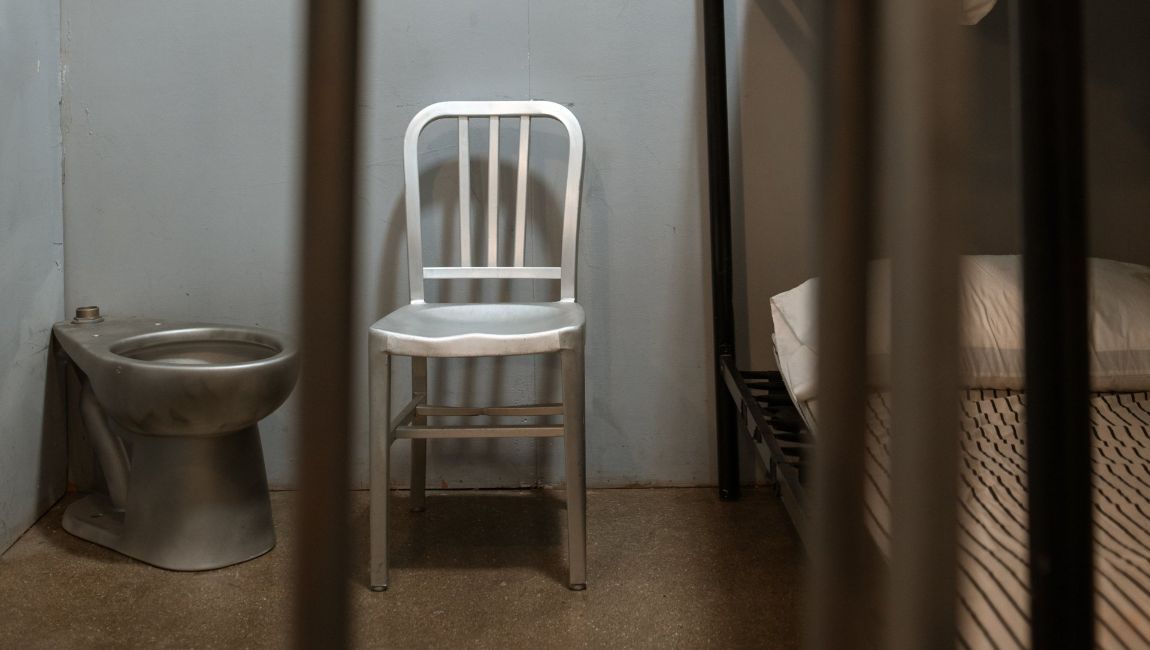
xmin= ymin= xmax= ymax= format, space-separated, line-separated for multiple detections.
xmin=771 ymin=255 xmax=1150 ymax=401
xmin=962 ymin=0 xmax=997 ymax=25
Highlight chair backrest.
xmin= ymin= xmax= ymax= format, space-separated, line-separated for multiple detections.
xmin=403 ymin=100 xmax=585 ymax=303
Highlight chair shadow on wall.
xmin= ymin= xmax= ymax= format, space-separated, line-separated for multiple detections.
xmin=369 ymin=129 xmax=568 ymax=583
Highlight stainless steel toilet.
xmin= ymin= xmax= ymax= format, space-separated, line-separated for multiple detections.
xmin=53 ymin=307 xmax=298 ymax=571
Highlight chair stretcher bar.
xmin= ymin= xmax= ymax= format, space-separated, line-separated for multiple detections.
xmin=389 ymin=392 xmax=427 ymax=432
xmin=295 ymin=0 xmax=360 ymax=643
xmin=395 ymin=425 xmax=564 ymax=439
xmin=808 ymin=0 xmax=877 ymax=646
xmin=416 ymin=403 xmax=563 ymax=417
xmin=391 ymin=395 xmax=564 ymax=432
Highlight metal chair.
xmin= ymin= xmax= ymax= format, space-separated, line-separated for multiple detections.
xmin=368 ymin=101 xmax=587 ymax=591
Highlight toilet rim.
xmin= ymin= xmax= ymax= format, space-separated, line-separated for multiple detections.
xmin=106 ymin=325 xmax=296 ymax=370
xmin=54 ymin=316 xmax=298 ymax=375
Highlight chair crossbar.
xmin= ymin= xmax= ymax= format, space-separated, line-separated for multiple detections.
xmin=514 ymin=116 xmax=530 ymax=267
xmin=404 ymin=100 xmax=582 ymax=302
xmin=416 ymin=403 xmax=563 ymax=417
xmin=487 ymin=116 xmax=500 ymax=266
xmin=422 ymin=266 xmax=560 ymax=280
xmin=394 ymin=424 xmax=565 ymax=439
xmin=389 ymin=392 xmax=427 ymax=431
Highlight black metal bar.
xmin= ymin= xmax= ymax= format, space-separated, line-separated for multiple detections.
xmin=295 ymin=0 xmax=361 ymax=646
xmin=702 ymin=0 xmax=739 ymax=501
xmin=808 ymin=0 xmax=878 ymax=648
xmin=1012 ymin=0 xmax=1093 ymax=647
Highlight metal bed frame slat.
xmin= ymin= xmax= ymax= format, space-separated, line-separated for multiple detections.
xmin=718 ymin=356 xmax=810 ymax=525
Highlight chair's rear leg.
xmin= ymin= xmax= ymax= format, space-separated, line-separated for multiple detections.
xmin=410 ymin=439 xmax=427 ymax=512
xmin=411 ymin=355 xmax=429 ymax=513
xmin=561 ymin=344 xmax=587 ymax=590
xmin=369 ymin=349 xmax=392 ymax=591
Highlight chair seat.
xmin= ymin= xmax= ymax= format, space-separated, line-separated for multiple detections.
xmin=370 ymin=302 xmax=585 ymax=357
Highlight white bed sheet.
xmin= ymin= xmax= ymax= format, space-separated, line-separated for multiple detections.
xmin=771 ymin=255 xmax=1150 ymax=402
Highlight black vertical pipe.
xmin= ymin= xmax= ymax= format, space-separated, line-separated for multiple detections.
xmin=295 ymin=0 xmax=361 ymax=646
xmin=702 ymin=0 xmax=740 ymax=501
xmin=1013 ymin=1 xmax=1093 ymax=647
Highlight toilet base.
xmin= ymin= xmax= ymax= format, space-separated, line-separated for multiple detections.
xmin=62 ymin=425 xmax=275 ymax=571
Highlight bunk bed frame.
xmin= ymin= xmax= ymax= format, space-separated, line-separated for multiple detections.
xmin=703 ymin=0 xmax=1092 ymax=647
xmin=702 ymin=0 xmax=813 ymax=528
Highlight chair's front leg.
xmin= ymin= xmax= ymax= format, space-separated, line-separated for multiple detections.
xmin=561 ymin=343 xmax=587 ymax=590
xmin=369 ymin=347 xmax=392 ymax=591
xmin=410 ymin=356 xmax=428 ymax=512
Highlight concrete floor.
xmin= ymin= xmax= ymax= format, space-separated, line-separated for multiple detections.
xmin=0 ymin=488 xmax=803 ymax=648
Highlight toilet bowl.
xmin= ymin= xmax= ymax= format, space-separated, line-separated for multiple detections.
xmin=53 ymin=307 xmax=298 ymax=571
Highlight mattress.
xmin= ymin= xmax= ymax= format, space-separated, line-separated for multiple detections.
xmin=801 ymin=389 xmax=1150 ymax=648
xmin=767 ymin=255 xmax=1150 ymax=646
xmin=771 ymin=256 xmax=1150 ymax=402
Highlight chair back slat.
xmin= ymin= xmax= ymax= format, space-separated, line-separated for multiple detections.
xmin=403 ymin=100 xmax=584 ymax=303
xmin=423 ymin=266 xmax=561 ymax=280
xmin=486 ymin=116 xmax=500 ymax=266
xmin=514 ymin=116 xmax=531 ymax=267
xmin=457 ymin=117 xmax=472 ymax=266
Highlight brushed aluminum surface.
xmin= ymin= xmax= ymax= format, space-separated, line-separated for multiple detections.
xmin=53 ymin=315 xmax=297 ymax=570
xmin=369 ymin=101 xmax=588 ymax=591
xmin=54 ymin=317 xmax=297 ymax=436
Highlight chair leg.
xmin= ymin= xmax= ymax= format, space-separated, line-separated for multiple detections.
xmin=561 ymin=344 xmax=587 ymax=590
xmin=410 ymin=356 xmax=428 ymax=512
xmin=369 ymin=349 xmax=392 ymax=591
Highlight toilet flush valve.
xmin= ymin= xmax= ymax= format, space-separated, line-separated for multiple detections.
xmin=72 ymin=306 xmax=104 ymax=324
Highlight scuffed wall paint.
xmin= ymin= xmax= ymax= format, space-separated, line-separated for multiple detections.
xmin=0 ymin=0 xmax=67 ymax=552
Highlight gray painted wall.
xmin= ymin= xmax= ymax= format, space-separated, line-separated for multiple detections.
xmin=60 ymin=0 xmax=303 ymax=487
xmin=960 ymin=2 xmax=1150 ymax=264
xmin=61 ymin=0 xmax=718 ymax=489
xmin=58 ymin=0 xmax=1148 ymax=492
xmin=0 ymin=0 xmax=66 ymax=552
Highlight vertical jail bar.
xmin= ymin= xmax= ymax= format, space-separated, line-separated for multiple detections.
xmin=882 ymin=0 xmax=968 ymax=647
xmin=295 ymin=0 xmax=360 ymax=645
xmin=459 ymin=117 xmax=472 ymax=266
xmin=702 ymin=0 xmax=739 ymax=502
xmin=807 ymin=1 xmax=877 ymax=649
xmin=1013 ymin=0 xmax=1093 ymax=647
xmin=487 ymin=116 xmax=500 ymax=266
xmin=514 ymin=116 xmax=530 ymax=267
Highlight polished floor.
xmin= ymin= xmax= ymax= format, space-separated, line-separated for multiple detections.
xmin=0 ymin=488 xmax=803 ymax=648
